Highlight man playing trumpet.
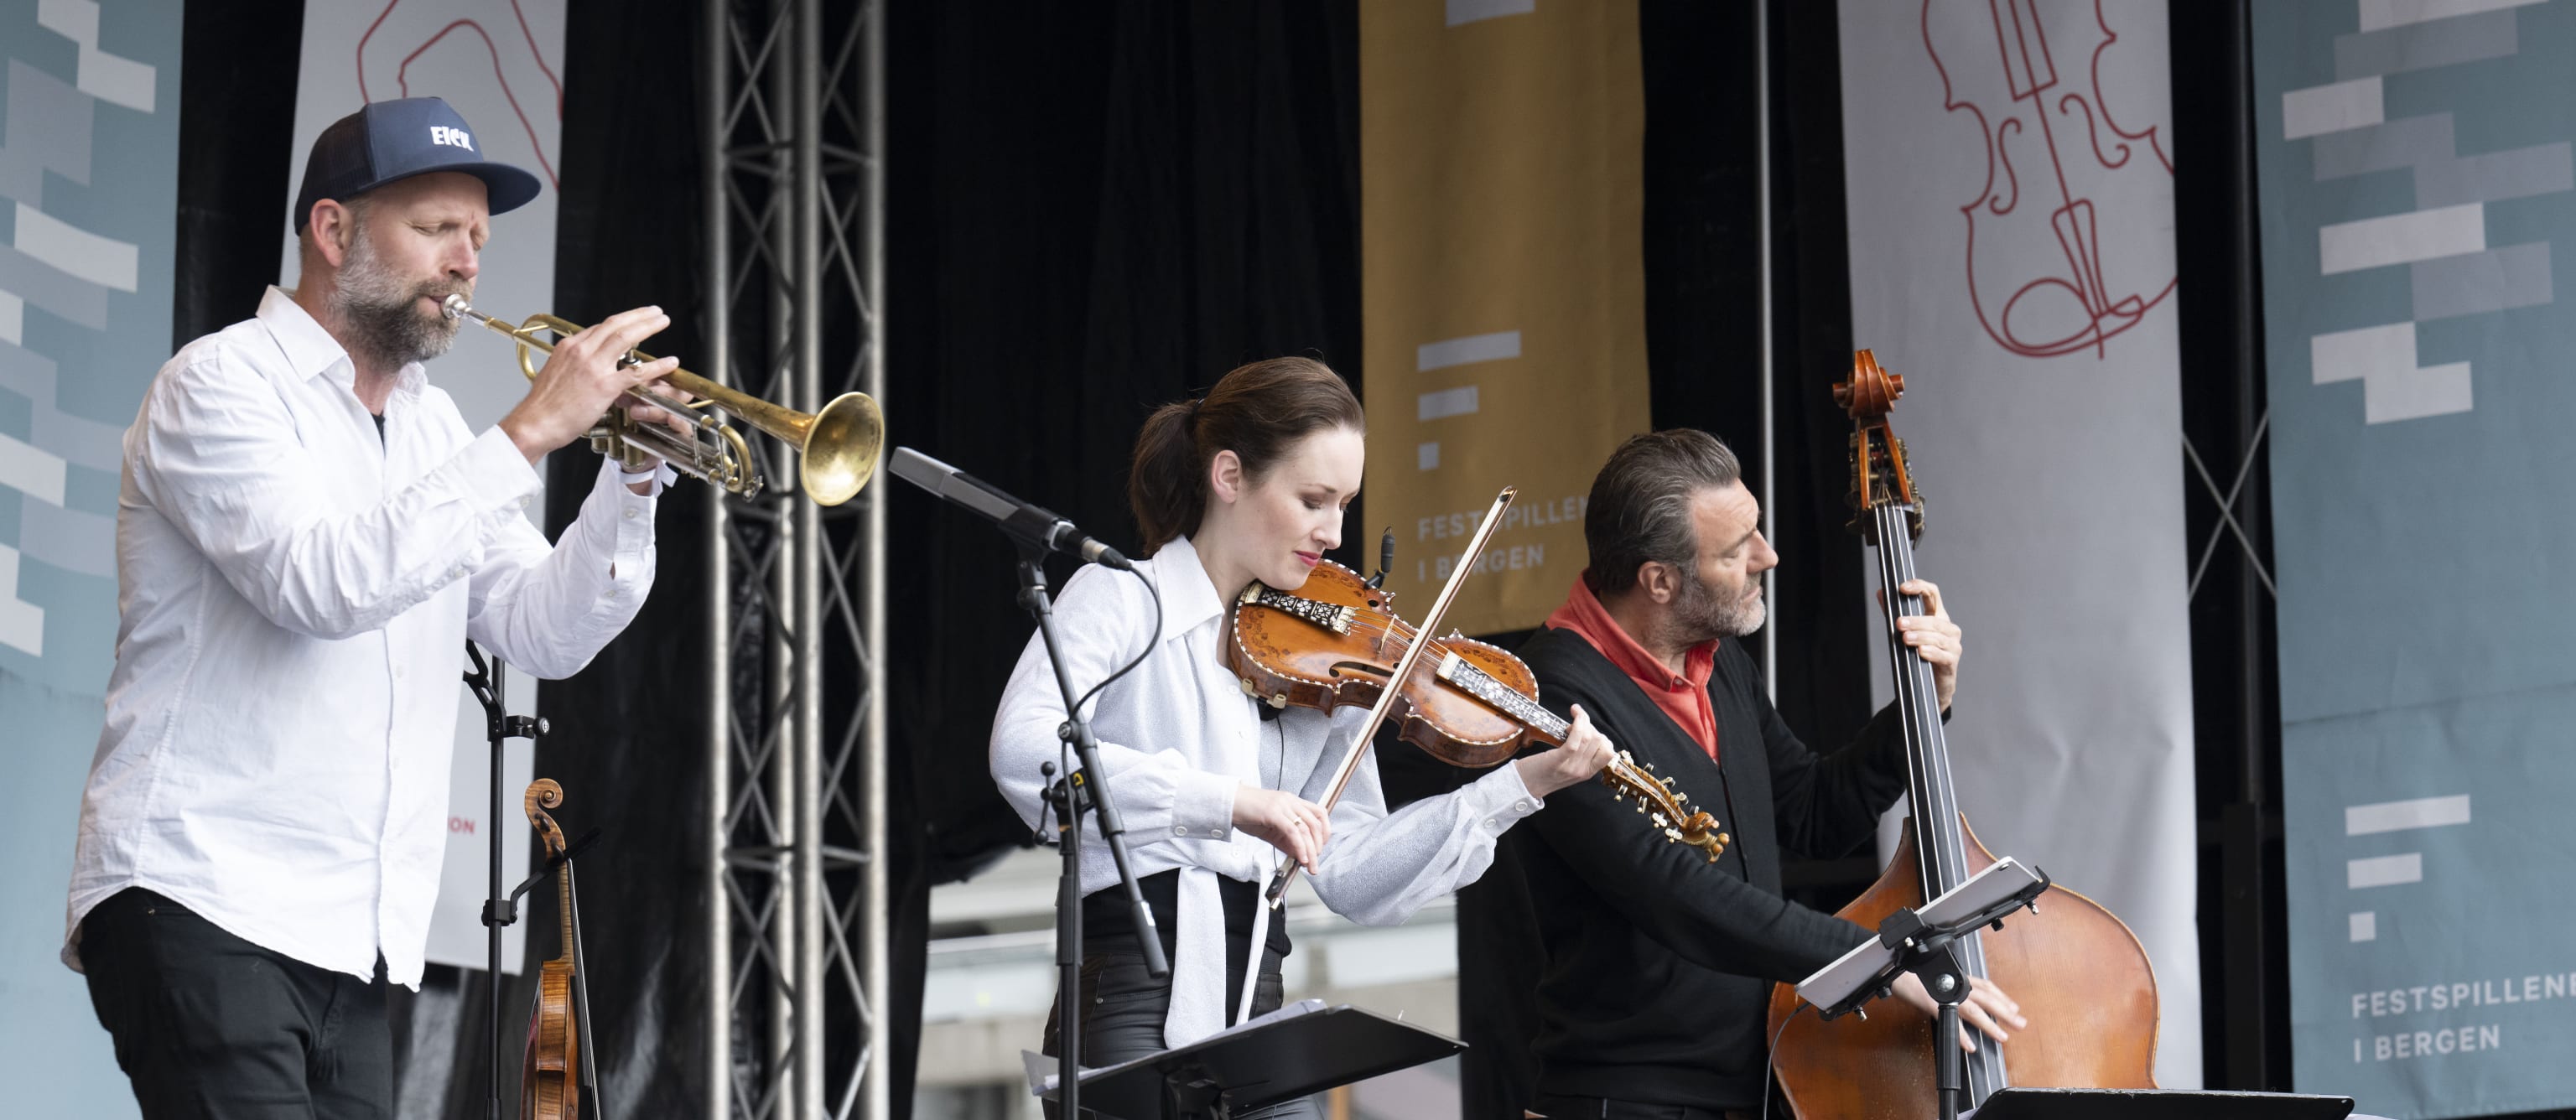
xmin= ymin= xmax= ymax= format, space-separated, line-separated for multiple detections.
xmin=62 ymin=96 xmax=679 ymax=1118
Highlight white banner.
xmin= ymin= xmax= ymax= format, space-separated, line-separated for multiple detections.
xmin=279 ymin=0 xmax=569 ymax=973
xmin=1839 ymin=0 xmax=2203 ymax=1086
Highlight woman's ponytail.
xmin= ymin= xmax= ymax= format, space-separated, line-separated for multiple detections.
xmin=1127 ymin=400 xmax=1205 ymax=556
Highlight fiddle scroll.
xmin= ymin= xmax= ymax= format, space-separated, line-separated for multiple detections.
xmin=522 ymin=780 xmax=580 ymax=1120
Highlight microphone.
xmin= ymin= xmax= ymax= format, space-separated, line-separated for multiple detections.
xmin=887 ymin=447 xmax=1134 ymax=570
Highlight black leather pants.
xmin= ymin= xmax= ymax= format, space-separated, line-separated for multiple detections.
xmin=1041 ymin=946 xmax=1319 ymax=1119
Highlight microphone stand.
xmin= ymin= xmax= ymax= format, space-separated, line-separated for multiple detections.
xmin=1015 ymin=546 xmax=1169 ymax=1119
xmin=465 ymin=642 xmax=546 ymax=1120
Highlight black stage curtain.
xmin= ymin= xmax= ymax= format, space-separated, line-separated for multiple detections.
xmin=880 ymin=0 xmax=1364 ymax=885
xmin=503 ymin=0 xmax=718 ymax=1114
xmin=2168 ymin=0 xmax=2294 ymax=1092
xmin=883 ymin=0 xmax=1364 ymax=1110
xmin=171 ymin=0 xmax=302 ymax=345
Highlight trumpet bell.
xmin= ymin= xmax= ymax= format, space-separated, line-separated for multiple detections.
xmin=802 ymin=392 xmax=884 ymax=507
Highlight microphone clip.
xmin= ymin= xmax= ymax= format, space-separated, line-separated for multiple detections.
xmin=1363 ymin=527 xmax=1394 ymax=590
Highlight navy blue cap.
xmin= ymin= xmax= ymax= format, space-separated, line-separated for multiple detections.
xmin=291 ymin=97 xmax=543 ymax=234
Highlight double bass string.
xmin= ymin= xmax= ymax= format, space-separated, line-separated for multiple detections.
xmin=1875 ymin=502 xmax=1954 ymax=889
xmin=1872 ymin=498 xmax=2009 ymax=1099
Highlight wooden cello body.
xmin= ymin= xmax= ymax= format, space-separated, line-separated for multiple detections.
xmin=1763 ymin=352 xmax=2158 ymax=1117
xmin=1764 ymin=817 xmax=2159 ymax=1117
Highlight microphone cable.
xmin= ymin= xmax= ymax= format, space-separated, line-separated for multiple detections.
xmin=1761 ymin=1002 xmax=1810 ymax=1120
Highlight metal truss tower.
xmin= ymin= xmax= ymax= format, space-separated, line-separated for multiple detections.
xmin=700 ymin=0 xmax=888 ymax=1117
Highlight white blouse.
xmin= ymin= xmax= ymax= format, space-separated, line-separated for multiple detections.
xmin=989 ymin=534 xmax=1542 ymax=1046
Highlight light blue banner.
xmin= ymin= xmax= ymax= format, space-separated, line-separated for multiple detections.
xmin=2255 ymin=2 xmax=2576 ymax=1116
xmin=0 ymin=0 xmax=180 ymax=1114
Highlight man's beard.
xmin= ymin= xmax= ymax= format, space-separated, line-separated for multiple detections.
xmin=330 ymin=228 xmax=465 ymax=371
xmin=1664 ymin=563 xmax=1765 ymax=648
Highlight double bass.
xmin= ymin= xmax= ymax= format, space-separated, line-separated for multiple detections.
xmin=1763 ymin=351 xmax=2158 ymax=1117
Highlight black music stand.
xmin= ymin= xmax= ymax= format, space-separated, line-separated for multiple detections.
xmin=1031 ymin=1002 xmax=1463 ymax=1120
xmin=1798 ymin=858 xmax=2052 ymax=1120
xmin=1969 ymin=1088 xmax=2355 ymax=1119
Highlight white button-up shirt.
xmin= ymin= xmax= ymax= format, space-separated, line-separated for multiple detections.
xmin=989 ymin=535 xmax=1540 ymax=1045
xmin=63 ymin=287 xmax=661 ymax=988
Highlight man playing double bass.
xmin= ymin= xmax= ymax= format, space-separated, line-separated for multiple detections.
xmin=1509 ymin=429 xmax=2027 ymax=1119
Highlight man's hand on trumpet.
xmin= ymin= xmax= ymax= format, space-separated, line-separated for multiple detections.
xmin=618 ymin=385 xmax=699 ymax=495
xmin=499 ymin=304 xmax=678 ymax=465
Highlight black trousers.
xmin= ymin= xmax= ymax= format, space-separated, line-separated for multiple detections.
xmin=1529 ymin=1095 xmax=1760 ymax=1120
xmin=80 ymin=888 xmax=393 ymax=1120
xmin=1041 ymin=945 xmax=1319 ymax=1119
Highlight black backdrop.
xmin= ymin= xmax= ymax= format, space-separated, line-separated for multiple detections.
xmin=161 ymin=2 xmax=2344 ymax=1117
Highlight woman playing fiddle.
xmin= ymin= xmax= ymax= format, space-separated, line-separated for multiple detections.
xmin=989 ymin=357 xmax=1617 ymax=1117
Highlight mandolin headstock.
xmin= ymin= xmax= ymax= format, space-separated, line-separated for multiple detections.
xmin=1600 ymin=751 xmax=1730 ymax=863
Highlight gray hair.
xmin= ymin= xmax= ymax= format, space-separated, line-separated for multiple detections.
xmin=1582 ymin=428 xmax=1743 ymax=597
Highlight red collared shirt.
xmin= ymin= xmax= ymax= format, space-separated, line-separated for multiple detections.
xmin=1541 ymin=572 xmax=1720 ymax=761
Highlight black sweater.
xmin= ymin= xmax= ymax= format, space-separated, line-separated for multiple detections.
xmin=1509 ymin=625 xmax=1913 ymax=1108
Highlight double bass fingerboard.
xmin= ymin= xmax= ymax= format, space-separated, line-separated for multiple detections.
xmin=1870 ymin=498 xmax=2010 ymax=1104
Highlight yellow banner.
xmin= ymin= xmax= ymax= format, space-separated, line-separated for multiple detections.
xmin=1361 ymin=0 xmax=1651 ymax=635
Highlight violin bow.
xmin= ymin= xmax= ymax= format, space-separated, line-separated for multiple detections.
xmin=1264 ymin=485 xmax=1520 ymax=906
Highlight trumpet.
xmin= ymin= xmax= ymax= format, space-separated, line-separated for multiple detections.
xmin=442 ymin=295 xmax=883 ymax=506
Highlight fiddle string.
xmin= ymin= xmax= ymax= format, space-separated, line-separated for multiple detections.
xmin=1252 ymin=596 xmax=1718 ymax=845
xmin=1267 ymin=604 xmax=1696 ymax=818
xmin=1324 ymin=609 xmax=1462 ymax=663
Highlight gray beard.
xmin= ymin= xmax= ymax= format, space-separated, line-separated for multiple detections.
xmin=330 ymin=232 xmax=464 ymax=371
xmin=1664 ymin=564 xmax=1765 ymax=648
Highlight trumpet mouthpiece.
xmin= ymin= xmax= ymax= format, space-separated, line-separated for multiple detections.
xmin=441 ymin=293 xmax=471 ymax=321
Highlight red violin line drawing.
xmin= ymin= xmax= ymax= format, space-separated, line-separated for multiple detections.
xmin=356 ymin=0 xmax=564 ymax=190
xmin=1924 ymin=0 xmax=2175 ymax=359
